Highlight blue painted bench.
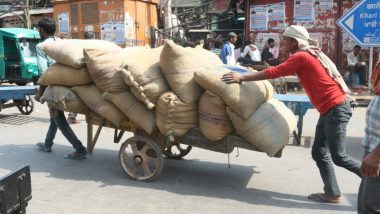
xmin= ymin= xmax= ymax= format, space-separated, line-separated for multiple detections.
xmin=0 ymin=86 xmax=38 ymax=115
xmin=273 ymin=94 xmax=314 ymax=145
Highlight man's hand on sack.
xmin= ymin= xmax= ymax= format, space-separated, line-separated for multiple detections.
xmin=222 ymin=72 xmax=242 ymax=84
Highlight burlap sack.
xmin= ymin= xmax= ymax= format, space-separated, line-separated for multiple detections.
xmin=83 ymin=48 xmax=128 ymax=93
xmin=41 ymin=39 xmax=121 ymax=68
xmin=199 ymin=91 xmax=234 ymax=141
xmin=159 ymin=40 xmax=222 ymax=103
xmin=104 ymin=92 xmax=156 ymax=134
xmin=121 ymin=47 xmax=169 ymax=109
xmin=227 ymin=99 xmax=297 ymax=157
xmin=156 ymin=92 xmax=198 ymax=137
xmin=37 ymin=63 xmax=92 ymax=86
xmin=72 ymin=85 xmax=124 ymax=127
xmin=194 ymin=66 xmax=273 ymax=119
xmin=40 ymin=86 xmax=88 ymax=114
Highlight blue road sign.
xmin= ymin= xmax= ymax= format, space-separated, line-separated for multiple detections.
xmin=337 ymin=0 xmax=380 ymax=46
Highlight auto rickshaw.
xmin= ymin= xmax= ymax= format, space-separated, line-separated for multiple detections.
xmin=0 ymin=28 xmax=40 ymax=85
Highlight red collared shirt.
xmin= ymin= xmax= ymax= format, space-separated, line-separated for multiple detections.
xmin=264 ymin=51 xmax=346 ymax=115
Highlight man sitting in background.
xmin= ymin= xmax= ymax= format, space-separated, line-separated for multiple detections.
xmin=347 ymin=45 xmax=367 ymax=85
xmin=238 ymin=40 xmax=262 ymax=65
xmin=261 ymin=38 xmax=281 ymax=66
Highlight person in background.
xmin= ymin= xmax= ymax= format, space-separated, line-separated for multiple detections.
xmin=261 ymin=38 xmax=281 ymax=66
xmin=219 ymin=32 xmax=237 ymax=65
xmin=222 ymin=25 xmax=361 ymax=204
xmin=84 ymin=31 xmax=95 ymax=40
xmin=35 ymin=17 xmax=87 ymax=160
xmin=347 ymin=45 xmax=367 ymax=86
xmin=67 ymin=31 xmax=95 ymax=124
xmin=238 ymin=40 xmax=262 ymax=65
xmin=357 ymin=60 xmax=380 ymax=214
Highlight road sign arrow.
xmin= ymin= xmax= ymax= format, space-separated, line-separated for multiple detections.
xmin=337 ymin=0 xmax=380 ymax=46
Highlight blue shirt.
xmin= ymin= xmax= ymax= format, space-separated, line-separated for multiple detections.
xmin=219 ymin=42 xmax=235 ymax=65
xmin=36 ymin=37 xmax=56 ymax=75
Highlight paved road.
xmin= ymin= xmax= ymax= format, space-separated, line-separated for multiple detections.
xmin=0 ymin=101 xmax=366 ymax=214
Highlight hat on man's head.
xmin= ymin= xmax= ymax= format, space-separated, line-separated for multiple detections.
xmin=282 ymin=25 xmax=310 ymax=49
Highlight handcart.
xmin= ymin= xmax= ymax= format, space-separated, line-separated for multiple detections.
xmin=0 ymin=86 xmax=37 ymax=115
xmin=85 ymin=112 xmax=282 ymax=181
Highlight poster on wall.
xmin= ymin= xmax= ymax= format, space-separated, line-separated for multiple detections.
xmin=250 ymin=5 xmax=268 ymax=31
xmin=125 ymin=13 xmax=135 ymax=46
xmin=100 ymin=22 xmax=114 ymax=42
xmin=255 ymin=33 xmax=280 ymax=51
xmin=314 ymin=0 xmax=334 ymax=12
xmin=294 ymin=0 xmax=314 ymax=22
xmin=114 ymin=22 xmax=125 ymax=44
xmin=58 ymin=12 xmax=70 ymax=33
xmin=267 ymin=2 xmax=285 ymax=22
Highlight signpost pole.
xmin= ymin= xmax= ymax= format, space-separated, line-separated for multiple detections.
xmin=369 ymin=47 xmax=373 ymax=89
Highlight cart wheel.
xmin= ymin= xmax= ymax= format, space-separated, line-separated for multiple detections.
xmin=17 ymin=96 xmax=34 ymax=115
xmin=163 ymin=143 xmax=192 ymax=159
xmin=119 ymin=136 xmax=164 ymax=181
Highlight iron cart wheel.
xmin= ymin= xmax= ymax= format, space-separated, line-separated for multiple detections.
xmin=163 ymin=143 xmax=192 ymax=159
xmin=17 ymin=95 xmax=34 ymax=115
xmin=119 ymin=136 xmax=164 ymax=181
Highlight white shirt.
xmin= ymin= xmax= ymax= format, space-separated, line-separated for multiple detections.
xmin=347 ymin=51 xmax=365 ymax=66
xmin=241 ymin=45 xmax=261 ymax=61
xmin=227 ymin=42 xmax=236 ymax=65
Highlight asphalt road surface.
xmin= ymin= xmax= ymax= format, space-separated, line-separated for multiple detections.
xmin=0 ymin=100 xmax=366 ymax=214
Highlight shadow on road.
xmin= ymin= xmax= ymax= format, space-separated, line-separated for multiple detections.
xmin=0 ymin=114 xmax=50 ymax=125
xmin=0 ymin=143 xmax=357 ymax=212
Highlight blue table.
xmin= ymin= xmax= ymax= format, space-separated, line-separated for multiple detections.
xmin=273 ymin=94 xmax=314 ymax=145
xmin=0 ymin=86 xmax=37 ymax=100
xmin=0 ymin=86 xmax=38 ymax=115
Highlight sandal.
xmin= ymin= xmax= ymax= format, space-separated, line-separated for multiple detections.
xmin=308 ymin=193 xmax=341 ymax=204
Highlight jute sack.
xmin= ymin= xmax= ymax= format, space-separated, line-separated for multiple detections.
xmin=41 ymin=39 xmax=121 ymax=68
xmin=37 ymin=63 xmax=92 ymax=86
xmin=121 ymin=47 xmax=169 ymax=109
xmin=194 ymin=66 xmax=273 ymax=119
xmin=159 ymin=40 xmax=222 ymax=103
xmin=40 ymin=86 xmax=88 ymax=114
xmin=84 ymin=48 xmax=137 ymax=93
xmin=199 ymin=91 xmax=234 ymax=141
xmin=72 ymin=85 xmax=124 ymax=127
xmin=227 ymin=99 xmax=297 ymax=157
xmin=156 ymin=92 xmax=198 ymax=137
xmin=104 ymin=92 xmax=156 ymax=134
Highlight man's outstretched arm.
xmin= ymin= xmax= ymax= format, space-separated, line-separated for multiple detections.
xmin=221 ymin=70 xmax=267 ymax=83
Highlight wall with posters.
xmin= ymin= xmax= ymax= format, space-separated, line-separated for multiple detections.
xmin=53 ymin=0 xmax=158 ymax=47
xmin=246 ymin=0 xmax=379 ymax=72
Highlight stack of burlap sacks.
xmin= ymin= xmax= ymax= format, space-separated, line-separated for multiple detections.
xmin=39 ymin=39 xmax=296 ymax=157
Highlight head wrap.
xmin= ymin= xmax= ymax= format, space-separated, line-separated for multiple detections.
xmin=282 ymin=25 xmax=350 ymax=93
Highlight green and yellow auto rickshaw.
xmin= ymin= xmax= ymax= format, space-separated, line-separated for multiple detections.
xmin=0 ymin=28 xmax=40 ymax=85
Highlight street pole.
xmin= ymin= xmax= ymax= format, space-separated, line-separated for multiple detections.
xmin=369 ymin=47 xmax=373 ymax=89
xmin=23 ymin=0 xmax=31 ymax=29
xmin=164 ymin=0 xmax=173 ymax=37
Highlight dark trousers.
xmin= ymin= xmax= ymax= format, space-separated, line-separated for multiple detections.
xmin=348 ymin=65 xmax=367 ymax=85
xmin=312 ymin=100 xmax=362 ymax=196
xmin=358 ymin=174 xmax=380 ymax=213
xmin=237 ymin=57 xmax=263 ymax=65
xmin=45 ymin=108 xmax=86 ymax=153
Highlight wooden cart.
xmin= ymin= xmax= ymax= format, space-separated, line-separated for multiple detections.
xmin=85 ymin=112 xmax=283 ymax=181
